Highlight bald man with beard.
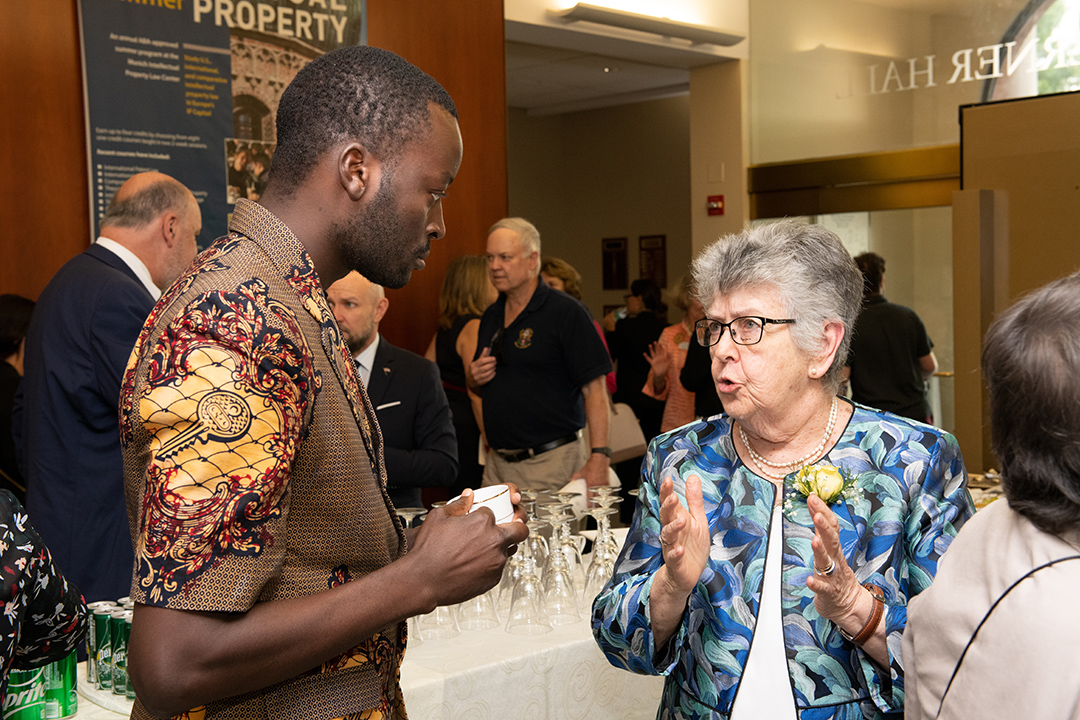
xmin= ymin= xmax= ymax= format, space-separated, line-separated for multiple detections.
xmin=15 ymin=171 xmax=201 ymax=603
xmin=328 ymin=271 xmax=457 ymax=509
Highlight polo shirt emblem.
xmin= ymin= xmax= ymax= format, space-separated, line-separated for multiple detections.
xmin=515 ymin=328 xmax=534 ymax=349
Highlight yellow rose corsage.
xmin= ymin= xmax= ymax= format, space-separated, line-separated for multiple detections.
xmin=784 ymin=464 xmax=863 ymax=515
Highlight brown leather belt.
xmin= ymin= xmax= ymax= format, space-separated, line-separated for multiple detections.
xmin=494 ymin=433 xmax=579 ymax=463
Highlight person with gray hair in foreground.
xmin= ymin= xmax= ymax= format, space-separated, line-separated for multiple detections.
xmin=904 ymin=270 xmax=1080 ymax=720
xmin=593 ymin=220 xmax=973 ymax=719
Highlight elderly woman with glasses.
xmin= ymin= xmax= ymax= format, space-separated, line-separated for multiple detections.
xmin=592 ymin=221 xmax=973 ymax=720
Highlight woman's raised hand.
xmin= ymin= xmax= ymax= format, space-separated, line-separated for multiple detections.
xmin=643 ymin=340 xmax=671 ymax=378
xmin=657 ymin=473 xmax=710 ymax=594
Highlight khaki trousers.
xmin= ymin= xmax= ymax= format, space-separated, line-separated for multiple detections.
xmin=482 ymin=435 xmax=588 ymax=495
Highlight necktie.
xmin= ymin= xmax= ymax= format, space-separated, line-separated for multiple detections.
xmin=355 ymin=357 xmax=370 ymax=387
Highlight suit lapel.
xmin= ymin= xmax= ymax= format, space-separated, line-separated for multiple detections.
xmin=367 ymin=340 xmax=394 ymax=408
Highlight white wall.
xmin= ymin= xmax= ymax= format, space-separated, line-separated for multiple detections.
xmin=507 ymin=96 xmax=692 ymax=320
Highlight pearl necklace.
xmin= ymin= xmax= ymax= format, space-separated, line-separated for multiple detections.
xmin=739 ymin=396 xmax=838 ymax=481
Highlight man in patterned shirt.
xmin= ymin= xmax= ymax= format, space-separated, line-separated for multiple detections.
xmin=121 ymin=46 xmax=527 ymax=720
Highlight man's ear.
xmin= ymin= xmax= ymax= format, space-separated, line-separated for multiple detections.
xmin=338 ymin=143 xmax=378 ymax=202
xmin=161 ymin=212 xmax=180 ymax=248
xmin=373 ymin=296 xmax=389 ymax=324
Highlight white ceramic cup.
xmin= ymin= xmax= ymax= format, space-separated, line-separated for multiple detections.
xmin=454 ymin=484 xmax=514 ymax=524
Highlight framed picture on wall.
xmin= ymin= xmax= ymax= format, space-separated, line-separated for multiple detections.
xmin=639 ymin=234 xmax=667 ymax=288
xmin=602 ymin=237 xmax=628 ymax=290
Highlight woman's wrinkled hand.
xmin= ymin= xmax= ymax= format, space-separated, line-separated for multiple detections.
xmin=805 ymin=493 xmax=863 ymax=623
xmin=657 ymin=474 xmax=710 ymax=595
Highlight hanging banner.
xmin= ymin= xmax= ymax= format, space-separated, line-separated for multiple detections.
xmin=78 ymin=0 xmax=366 ymax=248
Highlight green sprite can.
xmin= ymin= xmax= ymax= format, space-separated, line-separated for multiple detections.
xmin=43 ymin=651 xmax=77 ymax=718
xmin=110 ymin=610 xmax=132 ymax=696
xmin=2 ymin=667 xmax=46 ymax=720
xmin=85 ymin=601 xmax=116 ymax=686
xmin=124 ymin=614 xmax=136 ymax=701
xmin=92 ymin=607 xmax=114 ymax=690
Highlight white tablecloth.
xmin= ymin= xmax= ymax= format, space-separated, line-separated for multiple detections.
xmin=401 ymin=611 xmax=663 ymax=720
xmin=74 ymin=609 xmax=663 ymax=720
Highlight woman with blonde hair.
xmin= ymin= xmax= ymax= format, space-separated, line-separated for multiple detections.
xmin=426 ymin=255 xmax=497 ymax=495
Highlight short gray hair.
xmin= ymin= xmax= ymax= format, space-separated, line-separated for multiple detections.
xmin=489 ymin=217 xmax=541 ymax=260
xmin=691 ymin=220 xmax=862 ymax=392
xmin=99 ymin=177 xmax=192 ymax=230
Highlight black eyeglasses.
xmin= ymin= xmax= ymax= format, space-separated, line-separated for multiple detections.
xmin=694 ymin=316 xmax=796 ymax=347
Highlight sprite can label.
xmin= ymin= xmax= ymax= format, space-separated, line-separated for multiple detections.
xmin=92 ymin=608 xmax=113 ymax=690
xmin=3 ymin=667 xmax=46 ymax=720
xmin=43 ymin=652 xmax=77 ymax=719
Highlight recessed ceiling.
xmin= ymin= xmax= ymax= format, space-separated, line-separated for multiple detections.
xmin=503 ymin=0 xmax=978 ymax=116
xmin=506 ymin=40 xmax=690 ymax=116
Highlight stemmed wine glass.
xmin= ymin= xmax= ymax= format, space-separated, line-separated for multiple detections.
xmin=543 ymin=502 xmax=585 ymax=581
xmin=498 ymin=514 xmax=547 ymax=613
xmin=418 ymin=605 xmax=460 ymax=640
xmin=458 ymin=588 xmax=501 ymax=631
xmin=539 ymin=508 xmax=581 ymax=624
xmin=396 ymin=507 xmax=428 ymax=529
xmin=582 ymin=506 xmax=619 ymax=611
xmin=505 ymin=544 xmax=552 ymax=635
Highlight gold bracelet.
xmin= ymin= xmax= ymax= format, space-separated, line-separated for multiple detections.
xmin=840 ymin=583 xmax=885 ymax=645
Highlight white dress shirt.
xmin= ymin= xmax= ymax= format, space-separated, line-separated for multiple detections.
xmin=354 ymin=333 xmax=380 ymax=388
xmin=95 ymin=236 xmax=161 ymax=300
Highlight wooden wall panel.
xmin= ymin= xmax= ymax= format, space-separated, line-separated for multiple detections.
xmin=0 ymin=0 xmax=90 ymax=300
xmin=954 ymin=92 xmax=1080 ymax=471
xmin=368 ymin=0 xmax=509 ymax=353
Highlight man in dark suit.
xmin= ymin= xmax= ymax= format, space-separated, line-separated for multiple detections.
xmin=328 ymin=271 xmax=457 ymax=509
xmin=14 ymin=171 xmax=201 ymax=602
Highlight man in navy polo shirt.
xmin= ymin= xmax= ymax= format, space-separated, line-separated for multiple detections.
xmin=468 ymin=217 xmax=613 ymax=493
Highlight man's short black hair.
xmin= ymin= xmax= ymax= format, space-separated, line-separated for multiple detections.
xmin=0 ymin=294 xmax=35 ymax=358
xmin=854 ymin=252 xmax=886 ymax=296
xmin=269 ymin=45 xmax=457 ymax=192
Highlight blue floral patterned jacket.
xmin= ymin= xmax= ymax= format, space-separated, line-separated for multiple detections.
xmin=592 ymin=403 xmax=973 ymax=719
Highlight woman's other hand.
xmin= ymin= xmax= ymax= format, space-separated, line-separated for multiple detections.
xmin=805 ymin=493 xmax=888 ymax=665
xmin=650 ymin=473 xmax=710 ymax=648
xmin=805 ymin=494 xmax=862 ymax=620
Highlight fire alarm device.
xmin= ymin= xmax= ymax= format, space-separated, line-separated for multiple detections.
xmin=707 ymin=195 xmax=725 ymax=216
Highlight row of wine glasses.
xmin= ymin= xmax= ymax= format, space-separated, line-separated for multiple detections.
xmin=403 ymin=483 xmax=628 ymax=641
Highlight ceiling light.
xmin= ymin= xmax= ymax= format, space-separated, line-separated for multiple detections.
xmin=547 ymin=3 xmax=745 ymax=47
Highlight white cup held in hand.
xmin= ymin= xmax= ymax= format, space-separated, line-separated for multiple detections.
xmin=453 ymin=484 xmax=514 ymax=524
